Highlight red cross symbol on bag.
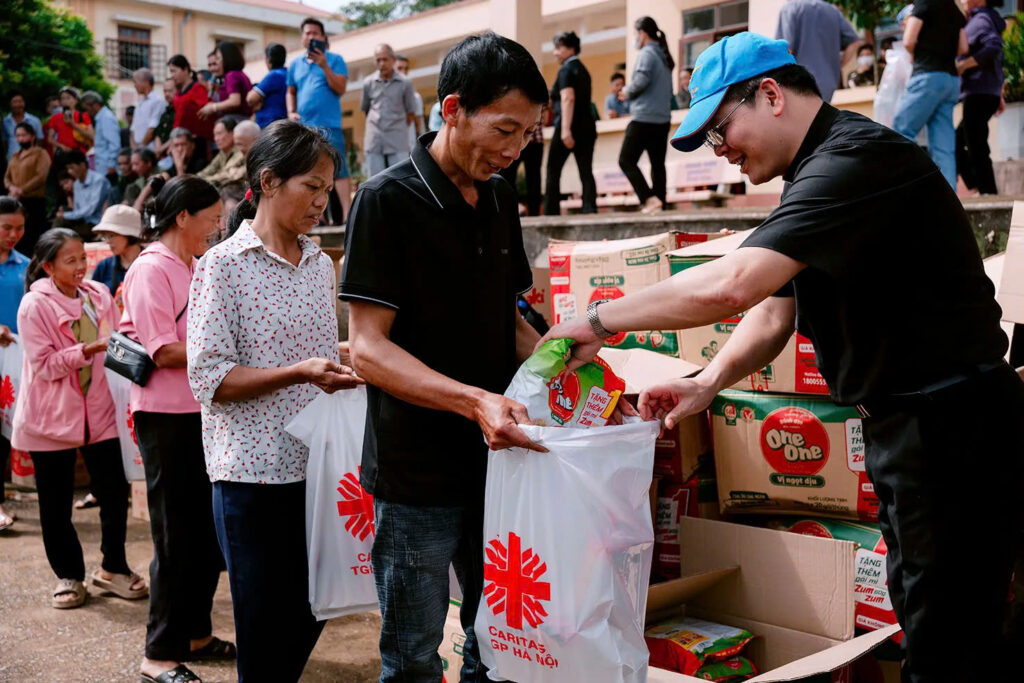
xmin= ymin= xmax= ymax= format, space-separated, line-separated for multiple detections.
xmin=483 ymin=532 xmax=551 ymax=630
xmin=0 ymin=375 xmax=14 ymax=409
xmin=336 ymin=469 xmax=375 ymax=541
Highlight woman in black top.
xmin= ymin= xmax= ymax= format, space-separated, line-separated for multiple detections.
xmin=543 ymin=31 xmax=597 ymax=215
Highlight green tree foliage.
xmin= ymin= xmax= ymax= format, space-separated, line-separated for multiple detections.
xmin=340 ymin=0 xmax=458 ymax=30
xmin=0 ymin=0 xmax=114 ymax=114
xmin=1004 ymin=14 xmax=1024 ymax=103
xmin=827 ymin=0 xmax=904 ymax=32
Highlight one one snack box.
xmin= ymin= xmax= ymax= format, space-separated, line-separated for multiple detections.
xmin=709 ymin=390 xmax=879 ymax=521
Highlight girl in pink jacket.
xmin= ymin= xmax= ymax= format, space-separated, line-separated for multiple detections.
xmin=12 ymin=228 xmax=148 ymax=610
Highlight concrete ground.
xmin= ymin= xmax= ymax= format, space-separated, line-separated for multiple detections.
xmin=0 ymin=488 xmax=383 ymax=682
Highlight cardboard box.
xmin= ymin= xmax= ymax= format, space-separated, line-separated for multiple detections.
xmin=525 ymin=266 xmax=553 ymax=325
xmin=710 ymin=390 xmax=879 ymax=521
xmin=440 ymin=517 xmax=899 ymax=682
xmin=550 ymin=233 xmax=715 ymax=357
xmin=85 ymin=242 xmax=113 ymax=278
xmin=667 ymin=232 xmax=829 ymax=396
xmin=982 ymin=252 xmax=1017 ymax=358
xmin=647 ymin=518 xmax=901 ymax=682
xmin=763 ymin=517 xmax=899 ymax=640
xmin=997 ymin=202 xmax=1024 ymax=324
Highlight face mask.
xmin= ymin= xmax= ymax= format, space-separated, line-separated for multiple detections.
xmin=19 ymin=141 xmax=32 ymax=150
xmin=51 ymin=106 xmax=62 ymax=115
xmin=857 ymin=55 xmax=874 ymax=69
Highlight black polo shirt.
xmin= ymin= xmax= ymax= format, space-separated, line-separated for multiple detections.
xmin=339 ymin=132 xmax=533 ymax=506
xmin=741 ymin=103 xmax=1006 ymax=406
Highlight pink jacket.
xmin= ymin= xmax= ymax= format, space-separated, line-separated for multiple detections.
xmin=12 ymin=279 xmax=119 ymax=452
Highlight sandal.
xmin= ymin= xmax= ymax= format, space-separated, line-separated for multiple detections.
xmin=74 ymin=493 xmax=99 ymax=509
xmin=0 ymin=512 xmax=14 ymax=532
xmin=186 ymin=636 xmax=237 ymax=661
xmin=91 ymin=569 xmax=149 ymax=599
xmin=52 ymin=578 xmax=87 ymax=609
xmin=141 ymin=664 xmax=202 ymax=683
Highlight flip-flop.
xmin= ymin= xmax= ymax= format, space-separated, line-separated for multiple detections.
xmin=0 ymin=513 xmax=14 ymax=532
xmin=140 ymin=664 xmax=202 ymax=683
xmin=186 ymin=636 xmax=237 ymax=661
xmin=91 ymin=569 xmax=148 ymax=599
xmin=52 ymin=578 xmax=86 ymax=609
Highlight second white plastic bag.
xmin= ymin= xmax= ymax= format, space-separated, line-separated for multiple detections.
xmin=104 ymin=368 xmax=146 ymax=481
xmin=286 ymin=387 xmax=378 ymax=620
xmin=475 ymin=419 xmax=658 ymax=682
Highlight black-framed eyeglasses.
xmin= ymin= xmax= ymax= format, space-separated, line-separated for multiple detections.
xmin=704 ymin=97 xmax=747 ymax=150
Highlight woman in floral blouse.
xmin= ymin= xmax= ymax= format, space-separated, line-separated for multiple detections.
xmin=187 ymin=120 xmax=362 ymax=682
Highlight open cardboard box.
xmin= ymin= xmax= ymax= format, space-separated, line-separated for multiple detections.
xmin=647 ymin=517 xmax=900 ymax=682
xmin=440 ymin=508 xmax=899 ymax=682
xmin=997 ymin=202 xmax=1024 ymax=325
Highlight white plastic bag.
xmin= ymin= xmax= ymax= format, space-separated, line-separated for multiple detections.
xmin=476 ymin=419 xmax=659 ymax=682
xmin=286 ymin=387 xmax=378 ymax=620
xmin=104 ymin=368 xmax=146 ymax=481
xmin=875 ymin=43 xmax=928 ymax=145
xmin=0 ymin=336 xmax=22 ymax=440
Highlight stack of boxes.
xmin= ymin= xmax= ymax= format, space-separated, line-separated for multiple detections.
xmin=544 ymin=230 xmax=899 ymax=651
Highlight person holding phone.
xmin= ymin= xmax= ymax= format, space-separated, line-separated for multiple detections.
xmin=287 ymin=17 xmax=352 ymax=221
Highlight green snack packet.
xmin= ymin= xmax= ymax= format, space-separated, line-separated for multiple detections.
xmin=695 ymin=656 xmax=758 ymax=681
xmin=505 ymin=339 xmax=626 ymax=428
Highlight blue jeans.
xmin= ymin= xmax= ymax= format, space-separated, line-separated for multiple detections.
xmin=893 ymin=71 xmax=960 ymax=189
xmin=373 ymin=499 xmax=487 ymax=683
xmin=212 ymin=481 xmax=325 ymax=682
xmin=365 ymin=150 xmax=406 ymax=178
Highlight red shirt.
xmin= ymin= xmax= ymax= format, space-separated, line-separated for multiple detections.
xmin=45 ymin=110 xmax=93 ymax=153
xmin=173 ymin=81 xmax=214 ymax=141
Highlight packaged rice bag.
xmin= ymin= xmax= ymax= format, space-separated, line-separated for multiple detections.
xmin=645 ymin=617 xmax=756 ymax=676
xmin=506 ymin=338 xmax=626 ymax=427
xmin=694 ymin=656 xmax=758 ymax=682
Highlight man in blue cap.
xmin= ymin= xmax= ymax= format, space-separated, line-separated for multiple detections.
xmin=540 ymin=31 xmax=1023 ymax=683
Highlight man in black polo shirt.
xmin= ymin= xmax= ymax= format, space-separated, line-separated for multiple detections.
xmin=542 ymin=32 xmax=1024 ymax=683
xmin=340 ymin=33 xmax=548 ymax=682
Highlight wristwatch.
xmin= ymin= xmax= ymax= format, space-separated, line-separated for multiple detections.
xmin=586 ymin=299 xmax=614 ymax=339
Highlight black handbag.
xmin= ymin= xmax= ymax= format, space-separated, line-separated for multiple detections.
xmin=104 ymin=304 xmax=188 ymax=387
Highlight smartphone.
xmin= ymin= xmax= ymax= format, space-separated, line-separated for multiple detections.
xmin=308 ymin=39 xmax=327 ymax=56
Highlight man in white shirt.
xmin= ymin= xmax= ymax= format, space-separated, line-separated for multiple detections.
xmin=131 ymin=68 xmax=167 ymax=151
xmin=395 ymin=55 xmax=423 ymax=155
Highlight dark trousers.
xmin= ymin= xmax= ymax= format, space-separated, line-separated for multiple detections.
xmin=29 ymin=439 xmax=130 ymax=580
xmin=135 ymin=411 xmax=223 ymax=662
xmin=213 ymin=480 xmax=324 ymax=682
xmin=499 ymin=140 xmax=544 ymax=216
xmin=16 ymin=196 xmax=48 ymax=257
xmin=373 ymin=499 xmax=487 ymax=683
xmin=955 ymin=94 xmax=1001 ymax=195
xmin=862 ymin=364 xmax=1024 ymax=683
xmin=544 ymin=132 xmax=596 ymax=215
xmin=618 ymin=121 xmax=671 ymax=204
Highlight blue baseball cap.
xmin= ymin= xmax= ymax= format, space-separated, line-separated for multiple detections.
xmin=671 ymin=32 xmax=796 ymax=153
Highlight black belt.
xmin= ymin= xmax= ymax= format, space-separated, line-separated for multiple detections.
xmin=854 ymin=361 xmax=1009 ymax=419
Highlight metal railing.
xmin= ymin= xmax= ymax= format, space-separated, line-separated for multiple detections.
xmin=104 ymin=39 xmax=167 ymax=81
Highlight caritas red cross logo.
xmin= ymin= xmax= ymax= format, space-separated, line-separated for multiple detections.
xmin=336 ymin=468 xmax=375 ymax=541
xmin=125 ymin=406 xmax=138 ymax=445
xmin=483 ymin=532 xmax=551 ymax=630
xmin=0 ymin=375 xmax=14 ymax=410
